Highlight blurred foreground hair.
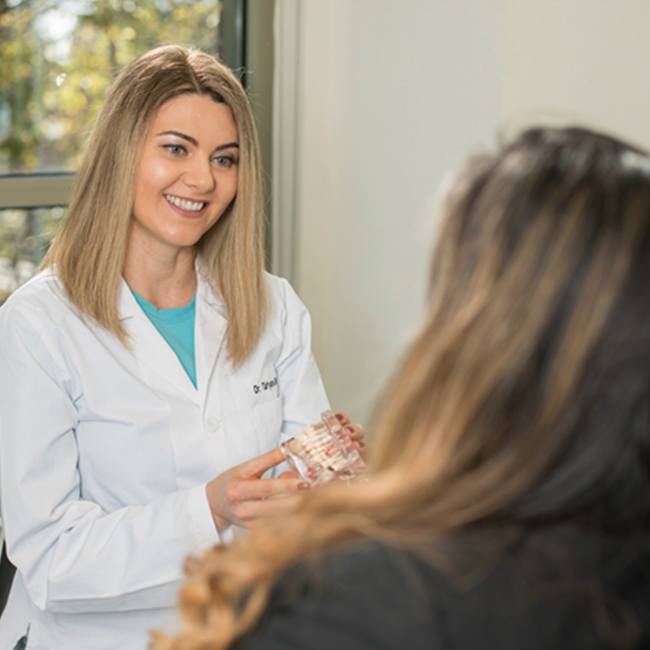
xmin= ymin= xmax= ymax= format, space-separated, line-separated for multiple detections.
xmin=44 ymin=45 xmax=266 ymax=365
xmin=153 ymin=126 xmax=650 ymax=648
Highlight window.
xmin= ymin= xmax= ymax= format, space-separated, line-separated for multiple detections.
xmin=0 ymin=206 xmax=63 ymax=303
xmin=0 ymin=0 xmax=251 ymax=302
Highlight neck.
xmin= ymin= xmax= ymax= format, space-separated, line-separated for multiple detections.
xmin=124 ymin=237 xmax=197 ymax=309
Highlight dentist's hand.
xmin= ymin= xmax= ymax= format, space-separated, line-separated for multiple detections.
xmin=206 ymin=448 xmax=309 ymax=531
xmin=335 ymin=411 xmax=367 ymax=456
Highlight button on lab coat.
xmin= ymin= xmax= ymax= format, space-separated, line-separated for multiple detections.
xmin=0 ymin=266 xmax=329 ymax=649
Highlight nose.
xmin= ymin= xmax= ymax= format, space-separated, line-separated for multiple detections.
xmin=182 ymin=156 xmax=216 ymax=194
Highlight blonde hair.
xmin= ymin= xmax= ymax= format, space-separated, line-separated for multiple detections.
xmin=153 ymin=127 xmax=650 ymax=649
xmin=44 ymin=45 xmax=267 ymax=365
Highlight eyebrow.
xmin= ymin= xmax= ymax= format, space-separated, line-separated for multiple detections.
xmin=155 ymin=130 xmax=239 ymax=152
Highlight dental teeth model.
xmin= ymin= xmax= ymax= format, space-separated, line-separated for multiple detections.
xmin=281 ymin=410 xmax=366 ymax=486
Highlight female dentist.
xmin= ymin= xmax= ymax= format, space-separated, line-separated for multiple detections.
xmin=0 ymin=45 xmax=358 ymax=650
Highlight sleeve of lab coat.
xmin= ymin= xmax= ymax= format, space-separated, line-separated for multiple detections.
xmin=0 ymin=302 xmax=219 ymax=614
xmin=274 ymin=279 xmax=330 ymax=440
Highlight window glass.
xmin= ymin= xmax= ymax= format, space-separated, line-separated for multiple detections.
xmin=0 ymin=206 xmax=64 ymax=303
xmin=0 ymin=0 xmax=223 ymax=175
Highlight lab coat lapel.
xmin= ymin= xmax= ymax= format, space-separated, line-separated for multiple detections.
xmin=195 ymin=267 xmax=228 ymax=401
xmin=118 ymin=280 xmax=199 ymax=403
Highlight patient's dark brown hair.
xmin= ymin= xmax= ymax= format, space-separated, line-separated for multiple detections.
xmin=153 ymin=127 xmax=650 ymax=649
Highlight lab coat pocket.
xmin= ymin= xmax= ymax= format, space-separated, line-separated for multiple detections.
xmin=250 ymin=362 xmax=280 ymax=405
xmin=251 ymin=396 xmax=283 ymax=454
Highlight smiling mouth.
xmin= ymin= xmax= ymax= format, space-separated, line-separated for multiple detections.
xmin=164 ymin=193 xmax=208 ymax=212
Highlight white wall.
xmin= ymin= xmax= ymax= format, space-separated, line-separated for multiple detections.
xmin=503 ymin=0 xmax=650 ymax=147
xmin=273 ymin=0 xmax=650 ymax=424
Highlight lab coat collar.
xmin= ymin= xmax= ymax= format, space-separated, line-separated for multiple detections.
xmin=195 ymin=257 xmax=227 ymax=316
xmin=117 ymin=258 xmax=228 ymax=403
xmin=194 ymin=258 xmax=230 ymax=395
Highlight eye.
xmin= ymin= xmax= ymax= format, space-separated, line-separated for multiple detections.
xmin=161 ymin=143 xmax=187 ymax=156
xmin=211 ymin=154 xmax=238 ymax=169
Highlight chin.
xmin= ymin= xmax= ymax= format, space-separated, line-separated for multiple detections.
xmin=163 ymin=225 xmax=208 ymax=246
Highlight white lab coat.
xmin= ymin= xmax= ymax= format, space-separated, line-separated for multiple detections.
xmin=0 ymin=264 xmax=329 ymax=650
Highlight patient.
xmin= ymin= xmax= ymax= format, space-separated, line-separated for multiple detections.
xmin=153 ymin=127 xmax=650 ymax=649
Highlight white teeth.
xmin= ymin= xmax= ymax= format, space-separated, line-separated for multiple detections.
xmin=164 ymin=194 xmax=206 ymax=211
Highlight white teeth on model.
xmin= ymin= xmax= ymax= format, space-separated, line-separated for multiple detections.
xmin=164 ymin=194 xmax=206 ymax=211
